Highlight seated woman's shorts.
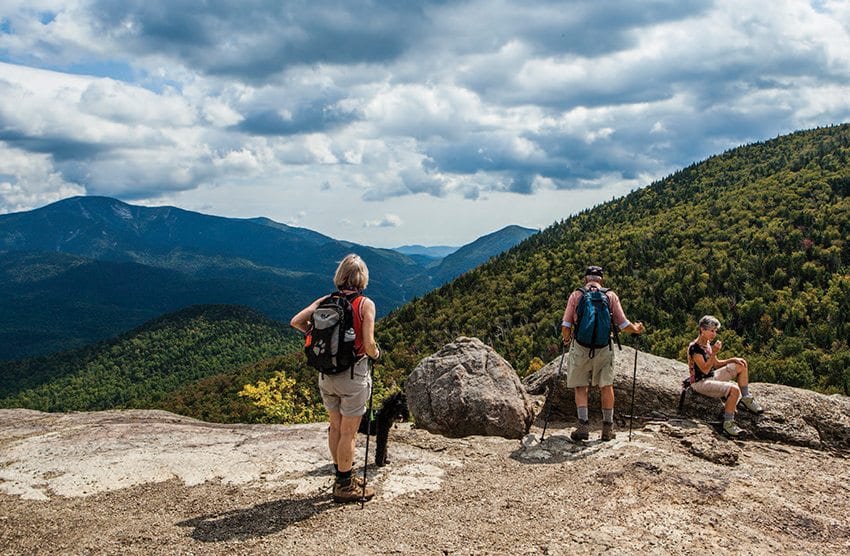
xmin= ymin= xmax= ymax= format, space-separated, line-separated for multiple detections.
xmin=691 ymin=363 xmax=741 ymax=398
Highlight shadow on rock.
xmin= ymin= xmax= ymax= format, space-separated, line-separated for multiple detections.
xmin=306 ymin=463 xmax=335 ymax=477
xmin=177 ymin=494 xmax=332 ymax=542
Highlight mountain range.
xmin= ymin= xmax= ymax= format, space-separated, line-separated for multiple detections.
xmin=393 ymin=244 xmax=459 ymax=259
xmin=2 ymin=124 xmax=849 ymax=421
xmin=0 ymin=197 xmax=536 ymax=360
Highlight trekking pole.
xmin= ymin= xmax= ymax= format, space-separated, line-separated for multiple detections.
xmin=540 ymin=342 xmax=568 ymax=442
xmin=628 ymin=335 xmax=640 ymax=442
xmin=360 ymin=358 xmax=375 ymax=509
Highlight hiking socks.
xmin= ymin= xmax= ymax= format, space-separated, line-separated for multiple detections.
xmin=602 ymin=408 xmax=614 ymax=423
xmin=741 ymin=385 xmax=750 ymax=398
xmin=336 ymin=469 xmax=352 ymax=486
xmin=577 ymin=406 xmax=589 ymax=421
xmin=723 ymin=412 xmax=735 ymax=422
xmin=333 ymin=462 xmax=354 ymax=474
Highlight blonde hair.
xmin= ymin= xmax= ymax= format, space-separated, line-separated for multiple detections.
xmin=698 ymin=315 xmax=721 ymax=331
xmin=334 ymin=254 xmax=369 ymax=290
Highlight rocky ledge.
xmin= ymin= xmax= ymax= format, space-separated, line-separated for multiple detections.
xmin=2 ymin=407 xmax=849 ymax=554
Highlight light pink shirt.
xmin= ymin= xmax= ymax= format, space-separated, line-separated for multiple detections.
xmin=561 ymin=281 xmax=630 ymax=330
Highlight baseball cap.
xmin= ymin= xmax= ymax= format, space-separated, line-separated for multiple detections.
xmin=585 ymin=265 xmax=604 ymax=278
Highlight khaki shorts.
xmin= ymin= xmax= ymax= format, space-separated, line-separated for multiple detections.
xmin=691 ymin=363 xmax=740 ymax=398
xmin=318 ymin=357 xmax=372 ymax=417
xmin=566 ymin=343 xmax=615 ymax=388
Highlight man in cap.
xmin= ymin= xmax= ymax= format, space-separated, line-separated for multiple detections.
xmin=561 ymin=265 xmax=645 ymax=441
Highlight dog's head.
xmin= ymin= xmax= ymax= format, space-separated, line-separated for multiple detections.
xmin=382 ymin=391 xmax=409 ymax=422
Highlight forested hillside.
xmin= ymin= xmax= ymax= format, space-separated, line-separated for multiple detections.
xmin=0 ymin=305 xmax=300 ymax=416
xmin=376 ymin=125 xmax=850 ymax=395
xmin=0 ymin=251 xmax=310 ymax=361
xmin=429 ymin=225 xmax=538 ymax=285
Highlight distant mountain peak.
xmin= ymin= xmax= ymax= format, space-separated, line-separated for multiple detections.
xmin=1 ymin=195 xmax=545 ymax=360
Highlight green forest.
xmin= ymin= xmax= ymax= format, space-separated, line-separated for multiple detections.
xmin=2 ymin=125 xmax=849 ymax=424
xmin=0 ymin=305 xmax=301 ymax=417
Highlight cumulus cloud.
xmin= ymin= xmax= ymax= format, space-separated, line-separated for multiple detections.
xmin=363 ymin=214 xmax=402 ymax=228
xmin=0 ymin=0 xmax=849 ymax=244
xmin=0 ymin=143 xmax=86 ymax=213
xmin=80 ymin=0 xmax=426 ymax=80
xmin=283 ymin=210 xmax=307 ymax=226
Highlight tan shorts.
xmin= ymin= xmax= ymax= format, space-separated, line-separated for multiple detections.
xmin=566 ymin=343 xmax=615 ymax=388
xmin=318 ymin=357 xmax=372 ymax=417
xmin=691 ymin=363 xmax=740 ymax=398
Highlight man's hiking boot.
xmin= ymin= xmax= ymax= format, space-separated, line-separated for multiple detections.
xmin=739 ymin=396 xmax=764 ymax=414
xmin=601 ymin=421 xmax=616 ymax=441
xmin=333 ymin=478 xmax=375 ymax=504
xmin=571 ymin=419 xmax=590 ymax=442
xmin=722 ymin=420 xmax=743 ymax=437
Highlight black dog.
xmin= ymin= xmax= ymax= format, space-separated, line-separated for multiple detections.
xmin=358 ymin=392 xmax=409 ymax=467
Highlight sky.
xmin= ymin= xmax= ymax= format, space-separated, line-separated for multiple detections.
xmin=1 ymin=1 xmax=850 ymax=248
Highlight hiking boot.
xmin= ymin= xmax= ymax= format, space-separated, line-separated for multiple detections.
xmin=722 ymin=420 xmax=743 ymax=437
xmin=330 ymin=474 xmax=364 ymax=493
xmin=351 ymin=475 xmax=369 ymax=489
xmin=333 ymin=478 xmax=375 ymax=504
xmin=570 ymin=419 xmax=590 ymax=442
xmin=601 ymin=421 xmax=616 ymax=441
xmin=739 ymin=396 xmax=764 ymax=414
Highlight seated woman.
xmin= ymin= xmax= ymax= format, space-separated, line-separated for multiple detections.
xmin=687 ymin=315 xmax=764 ymax=436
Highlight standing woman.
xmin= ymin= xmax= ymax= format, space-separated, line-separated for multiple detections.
xmin=290 ymin=254 xmax=381 ymax=503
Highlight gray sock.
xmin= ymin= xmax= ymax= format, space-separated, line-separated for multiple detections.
xmin=741 ymin=386 xmax=750 ymax=398
xmin=724 ymin=412 xmax=735 ymax=422
xmin=602 ymin=408 xmax=614 ymax=423
xmin=577 ymin=406 xmax=589 ymax=421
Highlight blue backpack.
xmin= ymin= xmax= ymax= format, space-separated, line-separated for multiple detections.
xmin=574 ymin=286 xmax=612 ymax=357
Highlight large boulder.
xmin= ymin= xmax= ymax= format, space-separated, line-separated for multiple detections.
xmin=405 ymin=337 xmax=535 ymax=439
xmin=523 ymin=345 xmax=850 ymax=452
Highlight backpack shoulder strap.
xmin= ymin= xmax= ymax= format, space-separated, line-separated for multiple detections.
xmin=574 ymin=286 xmax=588 ymax=318
xmin=322 ymin=291 xmax=341 ymax=302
